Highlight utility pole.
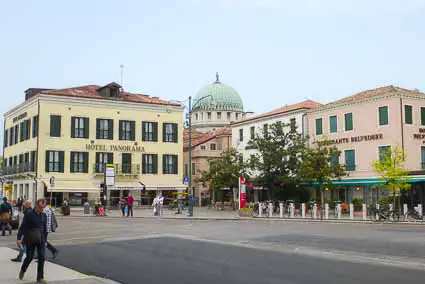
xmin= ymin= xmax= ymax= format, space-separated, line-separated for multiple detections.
xmin=188 ymin=96 xmax=193 ymax=197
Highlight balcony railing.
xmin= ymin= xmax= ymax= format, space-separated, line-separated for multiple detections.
xmin=344 ymin=164 xmax=356 ymax=171
xmin=2 ymin=162 xmax=35 ymax=176
xmin=93 ymin=163 xmax=141 ymax=175
xmin=422 ymin=162 xmax=425 ymax=170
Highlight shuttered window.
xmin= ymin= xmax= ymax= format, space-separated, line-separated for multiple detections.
xmin=14 ymin=125 xmax=19 ymax=144
xmin=250 ymin=127 xmax=255 ymax=140
xmin=344 ymin=113 xmax=353 ymax=131
xmin=70 ymin=152 xmax=88 ymax=173
xmin=9 ymin=127 xmax=14 ymax=146
xmin=96 ymin=119 xmax=113 ymax=140
xmin=95 ymin=152 xmax=113 ymax=173
xmin=71 ymin=117 xmax=89 ymax=138
xmin=344 ymin=150 xmax=356 ymax=171
xmin=421 ymin=147 xmax=425 ymax=169
xmin=378 ymin=146 xmax=391 ymax=162
xmin=4 ymin=129 xmax=8 ymax=148
xmin=45 ymin=151 xmax=64 ymax=173
xmin=142 ymin=122 xmax=158 ymax=142
xmin=163 ymin=123 xmax=178 ymax=143
xmin=329 ymin=116 xmax=337 ymax=133
xmin=315 ymin=118 xmax=323 ymax=135
xmin=50 ymin=115 xmax=61 ymax=137
xmin=30 ymin=151 xmax=36 ymax=172
xmin=290 ymin=118 xmax=296 ymax=132
xmin=119 ymin=120 xmax=135 ymax=141
xmin=239 ymin=129 xmax=243 ymax=142
xmin=32 ymin=115 xmax=39 ymax=138
xmin=163 ymin=154 xmax=178 ymax=174
xmin=142 ymin=154 xmax=158 ymax=174
xmin=122 ymin=153 xmax=132 ymax=173
xmin=404 ymin=105 xmax=413 ymax=124
xmin=330 ymin=153 xmax=339 ymax=167
xmin=378 ymin=106 xmax=388 ymax=126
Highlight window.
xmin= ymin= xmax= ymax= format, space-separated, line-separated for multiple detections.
xmin=50 ymin=115 xmax=61 ymax=137
xmin=14 ymin=124 xmax=19 ymax=144
xmin=404 ymin=105 xmax=413 ymax=124
xmin=121 ymin=153 xmax=132 ymax=173
xmin=45 ymin=151 xmax=64 ymax=173
xmin=315 ymin=118 xmax=323 ymax=135
xmin=163 ymin=123 xmax=178 ymax=143
xmin=239 ymin=129 xmax=243 ymax=142
xmin=344 ymin=150 xmax=355 ymax=171
xmin=217 ymin=112 xmax=221 ymax=120
xmin=71 ymin=117 xmax=89 ymax=138
xmin=210 ymin=143 xmax=216 ymax=150
xmin=329 ymin=115 xmax=337 ymax=133
xmin=163 ymin=154 xmax=178 ymax=174
xmin=263 ymin=124 xmax=268 ymax=136
xmin=236 ymin=113 xmax=239 ymax=120
xmin=330 ymin=153 xmax=339 ymax=167
xmin=195 ymin=113 xmax=198 ymax=121
xmin=378 ymin=106 xmax=388 ymax=126
xmin=344 ymin=113 xmax=353 ymax=131
xmin=95 ymin=152 xmax=113 ymax=173
xmin=70 ymin=152 xmax=88 ymax=173
xmin=142 ymin=154 xmax=158 ymax=174
xmin=96 ymin=119 xmax=113 ymax=140
xmin=200 ymin=145 xmax=206 ymax=150
xmin=19 ymin=119 xmax=30 ymax=141
xmin=4 ymin=129 xmax=8 ymax=148
xmin=142 ymin=122 xmax=158 ymax=142
xmin=290 ymin=118 xmax=296 ymax=132
xmin=9 ymin=127 xmax=14 ymax=146
xmin=227 ymin=112 xmax=231 ymax=120
xmin=249 ymin=126 xmax=255 ymax=140
xmin=119 ymin=120 xmax=135 ymax=141
xmin=30 ymin=151 xmax=36 ymax=172
xmin=192 ymin=162 xmax=196 ymax=175
xmin=207 ymin=112 xmax=211 ymax=120
xmin=378 ymin=146 xmax=391 ymax=162
xmin=421 ymin=107 xmax=425 ymax=126
xmin=20 ymin=121 xmax=25 ymax=141
xmin=421 ymin=147 xmax=425 ymax=169
xmin=32 ymin=115 xmax=38 ymax=138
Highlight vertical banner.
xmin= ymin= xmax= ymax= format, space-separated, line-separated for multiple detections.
xmin=239 ymin=177 xmax=247 ymax=209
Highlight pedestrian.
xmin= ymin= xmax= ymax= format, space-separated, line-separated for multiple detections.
xmin=11 ymin=200 xmax=32 ymax=262
xmin=44 ymin=205 xmax=59 ymax=259
xmin=152 ymin=196 xmax=159 ymax=216
xmin=17 ymin=198 xmax=48 ymax=283
xmin=17 ymin=196 xmax=24 ymax=213
xmin=158 ymin=194 xmax=164 ymax=217
xmin=119 ymin=197 xmax=127 ymax=217
xmin=127 ymin=194 xmax=134 ymax=217
xmin=187 ymin=194 xmax=194 ymax=217
xmin=0 ymin=197 xmax=13 ymax=236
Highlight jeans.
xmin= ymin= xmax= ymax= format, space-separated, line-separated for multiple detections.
xmin=127 ymin=205 xmax=133 ymax=217
xmin=16 ymin=243 xmax=26 ymax=259
xmin=21 ymin=241 xmax=46 ymax=281
xmin=46 ymin=233 xmax=58 ymax=256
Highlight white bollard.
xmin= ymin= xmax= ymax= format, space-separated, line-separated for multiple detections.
xmin=269 ymin=202 xmax=273 ymax=218
xmin=290 ymin=203 xmax=295 ymax=218
xmin=349 ymin=204 xmax=354 ymax=220
xmin=376 ymin=204 xmax=380 ymax=221
xmin=403 ymin=204 xmax=408 ymax=215
xmin=301 ymin=203 xmax=306 ymax=218
xmin=337 ymin=204 xmax=342 ymax=219
xmin=258 ymin=202 xmax=262 ymax=218
xmin=324 ymin=203 xmax=329 ymax=220
xmin=313 ymin=204 xmax=317 ymax=219
xmin=418 ymin=204 xmax=423 ymax=218
xmin=389 ymin=203 xmax=393 ymax=211
xmin=279 ymin=202 xmax=284 ymax=218
xmin=362 ymin=204 xmax=367 ymax=220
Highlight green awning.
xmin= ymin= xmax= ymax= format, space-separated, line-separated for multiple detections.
xmin=305 ymin=176 xmax=425 ymax=188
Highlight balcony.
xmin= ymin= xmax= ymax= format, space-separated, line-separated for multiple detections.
xmin=93 ymin=163 xmax=141 ymax=175
xmin=2 ymin=162 xmax=35 ymax=176
xmin=344 ymin=164 xmax=356 ymax=171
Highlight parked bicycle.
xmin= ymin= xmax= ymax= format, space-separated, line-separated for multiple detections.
xmin=403 ymin=209 xmax=423 ymax=221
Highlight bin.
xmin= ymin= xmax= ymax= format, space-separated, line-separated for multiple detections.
xmin=84 ymin=202 xmax=90 ymax=214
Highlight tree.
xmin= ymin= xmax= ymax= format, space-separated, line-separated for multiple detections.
xmin=372 ymin=147 xmax=411 ymax=210
xmin=197 ymin=148 xmax=247 ymax=209
xmin=247 ymin=121 xmax=306 ymax=199
xmin=300 ymin=144 xmax=345 ymax=206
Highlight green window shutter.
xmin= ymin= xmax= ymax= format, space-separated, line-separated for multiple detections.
xmin=344 ymin=113 xmax=353 ymax=131
xmin=108 ymin=119 xmax=114 ymax=140
xmin=50 ymin=115 xmax=61 ymax=137
xmin=174 ymin=155 xmax=178 ymax=174
xmin=119 ymin=120 xmax=123 ymax=140
xmin=59 ymin=151 xmax=65 ymax=173
xmin=70 ymin=152 xmax=74 ymax=173
xmin=153 ymin=154 xmax=158 ymax=174
xmin=315 ymin=118 xmax=322 ymax=135
xmin=378 ymin=146 xmax=391 ymax=162
xmin=4 ymin=129 xmax=7 ymax=148
xmin=26 ymin=119 xmax=31 ymax=140
xmin=71 ymin=117 xmax=76 ymax=138
xmin=162 ymin=155 xmax=166 ymax=173
xmin=173 ymin=123 xmax=178 ymax=143
xmin=142 ymin=122 xmax=146 ymax=141
xmin=421 ymin=107 xmax=425 ymax=126
xmin=96 ymin=119 xmax=100 ymax=139
xmin=378 ymin=106 xmax=388 ymax=125
xmin=108 ymin=153 xmax=113 ymax=164
xmin=329 ymin=116 xmax=337 ymax=133
xmin=130 ymin=121 xmax=136 ymax=141
xmin=45 ymin=151 xmax=50 ymax=172
xmin=84 ymin=118 xmax=89 ymax=138
xmin=421 ymin=147 xmax=425 ymax=169
xmin=153 ymin=122 xmax=158 ymax=142
xmin=404 ymin=105 xmax=413 ymax=124
xmin=83 ymin=152 xmax=89 ymax=173
xmin=142 ymin=154 xmax=146 ymax=174
xmin=163 ymin=124 xmax=166 ymax=142
xmin=344 ymin=150 xmax=355 ymax=171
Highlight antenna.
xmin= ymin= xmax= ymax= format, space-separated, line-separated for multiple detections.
xmin=120 ymin=64 xmax=124 ymax=89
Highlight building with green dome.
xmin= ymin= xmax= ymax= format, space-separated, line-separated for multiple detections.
xmin=191 ymin=73 xmax=245 ymax=132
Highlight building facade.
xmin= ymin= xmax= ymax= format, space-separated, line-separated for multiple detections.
xmin=2 ymin=82 xmax=185 ymax=206
xmin=306 ymin=85 xmax=425 ymax=207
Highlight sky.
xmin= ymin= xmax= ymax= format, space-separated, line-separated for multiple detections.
xmin=1 ymin=0 xmax=425 ymax=138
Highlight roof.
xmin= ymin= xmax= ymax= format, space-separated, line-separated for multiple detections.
xmin=184 ymin=128 xmax=232 ymax=149
xmin=324 ymin=85 xmax=425 ymax=107
xmin=39 ymin=83 xmax=181 ymax=107
xmin=233 ymin=100 xmax=321 ymax=125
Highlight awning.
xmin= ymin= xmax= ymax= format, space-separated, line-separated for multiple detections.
xmin=306 ymin=176 xmax=425 ymax=188
xmin=108 ymin=182 xmax=144 ymax=191
xmin=145 ymin=184 xmax=187 ymax=191
xmin=43 ymin=180 xmax=100 ymax=193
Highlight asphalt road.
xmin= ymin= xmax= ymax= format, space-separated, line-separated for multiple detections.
xmin=53 ymin=237 xmax=425 ymax=284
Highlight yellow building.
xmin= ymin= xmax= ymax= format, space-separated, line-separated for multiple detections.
xmin=2 ymin=82 xmax=185 ymax=206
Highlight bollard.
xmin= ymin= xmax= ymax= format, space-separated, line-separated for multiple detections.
xmin=403 ymin=204 xmax=408 ymax=215
xmin=418 ymin=204 xmax=423 ymax=218
xmin=349 ymin=204 xmax=354 ymax=220
xmin=301 ymin=203 xmax=306 ymax=219
xmin=313 ymin=204 xmax=317 ymax=219
xmin=324 ymin=204 xmax=329 ymax=220
xmin=258 ymin=202 xmax=262 ymax=218
xmin=376 ymin=204 xmax=380 ymax=220
xmin=337 ymin=204 xmax=342 ymax=219
xmin=362 ymin=204 xmax=367 ymax=220
xmin=290 ymin=203 xmax=295 ymax=218
xmin=279 ymin=202 xmax=284 ymax=218
xmin=389 ymin=203 xmax=393 ymax=211
xmin=269 ymin=202 xmax=273 ymax=218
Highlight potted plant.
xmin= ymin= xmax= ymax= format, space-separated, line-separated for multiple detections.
xmin=238 ymin=207 xmax=254 ymax=217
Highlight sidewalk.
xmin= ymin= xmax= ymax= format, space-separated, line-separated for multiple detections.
xmin=0 ymin=247 xmax=118 ymax=284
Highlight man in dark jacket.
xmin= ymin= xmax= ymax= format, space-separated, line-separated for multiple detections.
xmin=0 ymin=197 xmax=13 ymax=236
xmin=11 ymin=200 xmax=32 ymax=262
xmin=17 ymin=198 xmax=47 ymax=284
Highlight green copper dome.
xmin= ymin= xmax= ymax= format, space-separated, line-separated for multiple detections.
xmin=192 ymin=73 xmax=244 ymax=112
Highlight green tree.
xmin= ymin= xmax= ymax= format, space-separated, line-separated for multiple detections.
xmin=300 ymin=144 xmax=345 ymax=206
xmin=247 ymin=121 xmax=306 ymax=199
xmin=372 ymin=147 xmax=411 ymax=210
xmin=197 ymin=148 xmax=247 ymax=209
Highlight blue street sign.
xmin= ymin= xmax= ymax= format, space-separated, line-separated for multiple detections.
xmin=183 ymin=176 xmax=190 ymax=185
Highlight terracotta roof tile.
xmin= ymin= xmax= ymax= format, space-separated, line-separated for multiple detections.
xmin=184 ymin=128 xmax=231 ymax=149
xmin=41 ymin=83 xmax=181 ymax=107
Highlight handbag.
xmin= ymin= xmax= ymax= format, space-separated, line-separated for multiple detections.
xmin=24 ymin=229 xmax=42 ymax=246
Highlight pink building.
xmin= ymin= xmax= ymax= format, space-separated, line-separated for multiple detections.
xmin=306 ymin=85 xmax=425 ymax=208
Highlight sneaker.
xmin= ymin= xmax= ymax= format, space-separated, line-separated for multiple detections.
xmin=18 ymin=271 xmax=25 ymax=280
xmin=11 ymin=257 xmax=22 ymax=262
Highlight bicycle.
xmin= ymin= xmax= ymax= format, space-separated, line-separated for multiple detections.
xmin=403 ymin=209 xmax=423 ymax=222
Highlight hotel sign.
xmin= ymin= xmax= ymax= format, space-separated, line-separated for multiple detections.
xmin=314 ymin=133 xmax=384 ymax=146
xmin=86 ymin=144 xmax=145 ymax=152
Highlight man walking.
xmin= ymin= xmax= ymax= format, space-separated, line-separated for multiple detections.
xmin=17 ymin=198 xmax=48 ymax=284
xmin=158 ymin=194 xmax=164 ymax=217
xmin=187 ymin=194 xmax=194 ymax=217
xmin=0 ymin=197 xmax=13 ymax=236
xmin=127 ymin=194 xmax=134 ymax=217
xmin=44 ymin=205 xmax=59 ymax=259
xmin=11 ymin=200 xmax=32 ymax=262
